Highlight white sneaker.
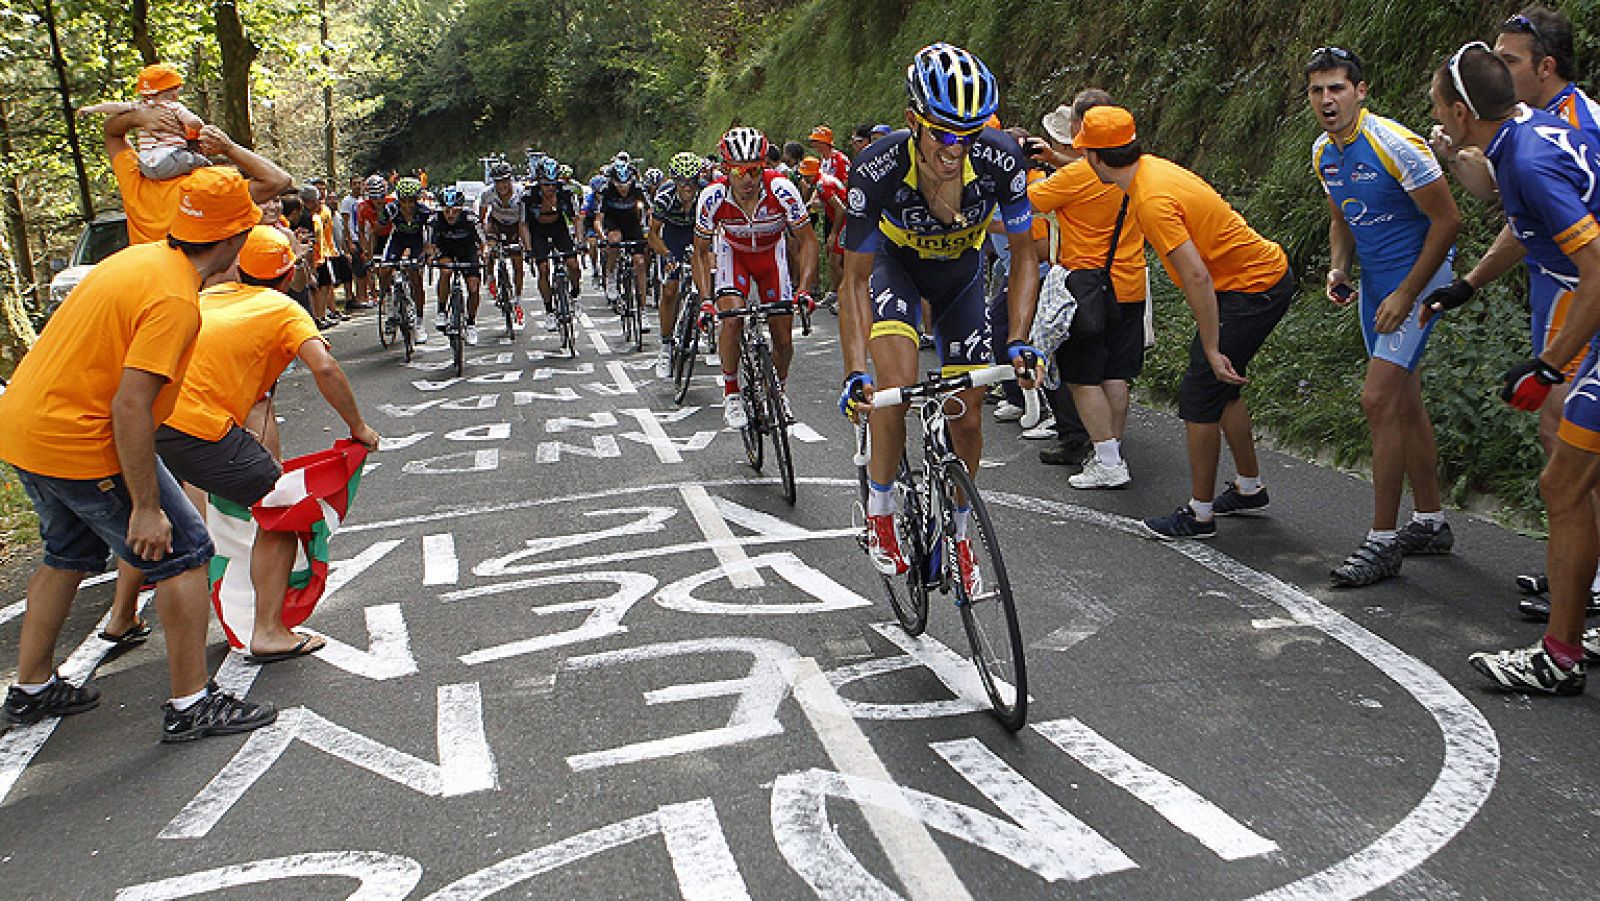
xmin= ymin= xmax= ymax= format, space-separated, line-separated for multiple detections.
xmin=1069 ymin=458 xmax=1131 ymax=489
xmin=434 ymin=310 xmax=448 ymax=331
xmin=1021 ymin=417 xmax=1057 ymax=440
xmin=723 ymin=395 xmax=748 ymax=429
xmin=465 ymin=323 xmax=479 ymax=346
xmin=780 ymin=393 xmax=794 ymax=425
xmin=414 ymin=328 xmax=429 ymax=344
xmin=544 ymin=311 xmax=557 ymax=331
xmin=655 ymin=345 xmax=672 ymax=379
xmin=993 ymin=401 xmax=1024 ymax=422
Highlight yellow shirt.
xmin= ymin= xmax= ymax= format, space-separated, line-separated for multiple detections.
xmin=1028 ymin=159 xmax=1148 ymax=303
xmin=1127 ymin=155 xmax=1287 ymax=294
xmin=314 ymin=207 xmax=338 ymax=263
xmin=112 ymin=148 xmax=185 ymax=244
xmin=163 ymin=284 xmax=325 ymax=442
xmin=0 ymin=243 xmax=200 ymax=479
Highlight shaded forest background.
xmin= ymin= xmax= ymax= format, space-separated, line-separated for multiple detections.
xmin=0 ymin=0 xmax=1595 ymax=525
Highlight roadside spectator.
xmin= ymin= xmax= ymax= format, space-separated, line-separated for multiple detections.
xmin=0 ymin=168 xmax=278 ymax=742
xmin=1028 ymin=90 xmax=1150 ymax=487
xmin=340 ymin=175 xmax=374 ymax=309
xmin=279 ymin=191 xmax=317 ymax=314
xmin=1307 ymin=47 xmax=1460 ymax=587
xmin=301 ymin=185 xmax=340 ymax=327
xmin=809 ymin=125 xmax=851 ymax=182
xmin=1080 ymin=106 xmax=1297 ymax=540
xmin=77 ymin=63 xmax=207 ymax=182
xmin=850 ymin=123 xmax=874 ymax=157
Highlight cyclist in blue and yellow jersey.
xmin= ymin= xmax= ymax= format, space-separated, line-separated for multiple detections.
xmin=379 ymin=176 xmax=432 ymax=343
xmin=524 ymin=157 xmax=583 ymax=332
xmin=649 ymin=152 xmax=709 ymax=378
xmin=595 ymin=160 xmax=649 ymax=307
xmin=1308 ymin=46 xmax=1462 ymax=588
xmin=1422 ymin=44 xmax=1600 ymax=695
xmin=479 ymin=160 xmax=531 ymax=326
xmin=838 ymin=43 xmax=1040 ymax=584
xmin=427 ymin=187 xmax=485 ymax=346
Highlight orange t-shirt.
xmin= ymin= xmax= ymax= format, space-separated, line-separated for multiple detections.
xmin=1029 ymin=159 xmax=1148 ymax=303
xmin=163 ymin=284 xmax=325 ymax=442
xmin=0 ymin=243 xmax=201 ymax=479
xmin=314 ymin=207 xmax=339 ymax=263
xmin=112 ymin=148 xmax=184 ymax=244
xmin=1126 ymin=155 xmax=1287 ymax=294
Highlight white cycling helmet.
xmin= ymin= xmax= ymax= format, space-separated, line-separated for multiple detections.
xmin=718 ymin=127 xmax=769 ymax=164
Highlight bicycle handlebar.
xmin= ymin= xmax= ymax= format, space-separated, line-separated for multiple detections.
xmin=869 ymin=365 xmax=1018 ymax=408
xmin=716 ymin=301 xmax=793 ymax=320
xmin=433 ymin=260 xmax=480 ymax=271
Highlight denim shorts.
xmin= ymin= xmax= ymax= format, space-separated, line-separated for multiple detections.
xmin=14 ymin=459 xmax=213 ymax=582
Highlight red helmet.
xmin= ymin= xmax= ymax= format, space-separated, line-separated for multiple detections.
xmin=718 ymin=126 xmax=769 ymax=165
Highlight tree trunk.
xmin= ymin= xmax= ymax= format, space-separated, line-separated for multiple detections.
xmin=37 ymin=0 xmax=95 ymax=223
xmin=0 ymin=98 xmax=35 ymax=295
xmin=319 ymin=0 xmax=335 ymax=179
xmin=213 ymin=0 xmax=257 ymax=148
xmin=130 ymin=0 xmax=159 ymax=65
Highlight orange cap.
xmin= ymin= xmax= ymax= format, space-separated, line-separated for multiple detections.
xmin=168 ymin=167 xmax=262 ymax=243
xmin=797 ymin=156 xmax=821 ymax=177
xmin=236 ymin=226 xmax=296 ymax=279
xmin=808 ymin=125 xmax=834 ymax=144
xmin=137 ymin=63 xmax=183 ymax=96
xmin=1073 ymin=106 xmax=1137 ymax=151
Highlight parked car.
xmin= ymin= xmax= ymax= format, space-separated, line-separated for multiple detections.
xmin=47 ymin=212 xmax=128 ymax=314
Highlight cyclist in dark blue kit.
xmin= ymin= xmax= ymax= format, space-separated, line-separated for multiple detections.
xmin=837 ymin=42 xmax=1040 ymax=587
xmin=428 ymin=187 xmax=485 ymax=346
xmin=380 ymin=177 xmax=432 ymax=343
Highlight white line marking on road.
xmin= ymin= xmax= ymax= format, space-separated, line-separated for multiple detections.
xmin=306 ymin=604 xmax=419 ymax=681
xmin=449 ymin=571 xmax=656 ymax=666
xmin=577 ymin=310 xmax=610 ymax=354
xmin=1033 ymin=718 xmax=1278 ymax=861
xmin=605 ymin=361 xmax=636 ymax=394
xmin=789 ymin=422 xmax=827 ymax=443
xmin=783 ymin=657 xmax=973 ymax=901
xmin=422 ymin=533 xmax=459 ymax=586
xmin=622 ymin=408 xmax=681 ymax=463
xmin=114 ymin=851 xmax=423 ymax=901
xmin=679 ymin=485 xmax=762 ymax=588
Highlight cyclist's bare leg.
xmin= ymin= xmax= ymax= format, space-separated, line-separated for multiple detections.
xmin=769 ymin=312 xmax=795 ymax=381
xmin=716 ymin=291 xmax=744 ymax=380
xmin=660 ymin=278 xmax=680 ymax=337
xmin=465 ymin=276 xmax=482 ymax=322
xmin=408 ymin=270 xmax=425 ymax=322
xmin=866 ymin=333 xmax=918 ymax=486
xmin=564 ymin=255 xmax=581 ymax=295
xmin=632 ymin=251 xmax=647 ymax=304
xmin=510 ymin=252 xmax=525 ymax=297
xmin=536 ymin=259 xmax=554 ymax=312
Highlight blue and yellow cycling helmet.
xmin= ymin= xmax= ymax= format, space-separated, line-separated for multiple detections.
xmin=905 ymin=43 xmax=997 ymax=132
xmin=395 ymin=177 xmax=423 ymax=200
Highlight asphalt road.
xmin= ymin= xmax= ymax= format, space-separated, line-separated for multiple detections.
xmin=1 ymin=273 xmax=1596 ymax=900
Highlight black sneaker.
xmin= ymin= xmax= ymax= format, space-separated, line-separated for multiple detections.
xmin=1330 ymin=538 xmax=1403 ymax=587
xmin=1212 ymin=482 xmax=1269 ymax=516
xmin=1516 ymin=573 xmax=1549 ymax=595
xmin=1517 ymin=591 xmax=1600 ymax=620
xmin=162 ymin=684 xmax=277 ymax=743
xmin=1039 ymin=440 xmax=1092 ymax=467
xmin=1395 ymin=520 xmax=1453 ymax=556
xmin=1141 ymin=506 xmax=1216 ymax=540
xmin=1469 ymin=642 xmax=1585 ymax=696
xmin=1585 ymin=627 xmax=1599 ymax=664
xmin=4 ymin=675 xmax=101 ymax=725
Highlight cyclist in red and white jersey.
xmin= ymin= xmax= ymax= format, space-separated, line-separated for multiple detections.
xmin=692 ymin=127 xmax=819 ymax=428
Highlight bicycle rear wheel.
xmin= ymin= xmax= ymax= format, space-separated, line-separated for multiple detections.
xmin=738 ymin=347 xmax=764 ymax=471
xmin=759 ymin=345 xmax=796 ymax=504
xmin=377 ymin=286 xmax=394 ymax=348
xmin=450 ymin=285 xmax=465 ymax=377
xmin=944 ymin=461 xmax=1027 ymax=731
xmin=498 ymin=261 xmax=515 ymax=338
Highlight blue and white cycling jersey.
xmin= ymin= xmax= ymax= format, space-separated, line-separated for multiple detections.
xmin=1487 ymin=105 xmax=1600 ymax=285
xmin=1313 ymin=109 xmax=1447 ymax=279
xmin=1548 ymin=82 xmax=1600 ymax=136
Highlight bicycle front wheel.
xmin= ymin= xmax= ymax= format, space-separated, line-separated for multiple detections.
xmin=759 ymin=345 xmax=796 ymax=504
xmin=377 ymin=286 xmax=394 ymax=348
xmin=857 ymin=433 xmax=929 ymax=635
xmin=738 ymin=348 xmax=764 ymax=471
xmin=498 ymin=261 xmax=515 ymax=338
xmin=944 ymin=460 xmax=1027 ymax=731
xmin=450 ymin=290 xmax=465 ymax=377
xmin=673 ymin=305 xmax=699 ymax=405
xmin=398 ymin=283 xmax=415 ymax=363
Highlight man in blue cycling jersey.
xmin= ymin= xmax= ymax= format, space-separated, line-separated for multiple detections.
xmin=649 ymin=152 xmax=708 ymax=378
xmin=1424 ymin=44 xmax=1600 ymax=694
xmin=1308 ymin=46 xmax=1461 ymax=587
xmin=839 ymin=43 xmax=1039 ymax=590
xmin=379 ymin=177 xmax=432 ymax=343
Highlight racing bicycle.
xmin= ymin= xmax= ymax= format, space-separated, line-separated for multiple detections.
xmin=380 ymin=258 xmax=424 ymax=362
xmin=719 ymin=294 xmax=796 ymax=504
xmin=436 ymin=260 xmax=477 ymax=377
xmin=667 ymin=260 xmax=702 ymax=405
xmin=853 ymin=365 xmax=1028 ymax=730
xmin=607 ymin=240 xmax=648 ymax=353
xmin=537 ymin=248 xmax=579 ymax=359
xmin=485 ymin=240 xmax=523 ymax=340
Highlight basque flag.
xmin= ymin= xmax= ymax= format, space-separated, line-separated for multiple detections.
xmin=208 ymin=439 xmax=369 ymax=649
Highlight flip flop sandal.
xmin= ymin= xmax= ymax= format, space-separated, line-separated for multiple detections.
xmin=244 ymin=634 xmax=326 ymax=665
xmin=98 ymin=617 xmax=152 ymax=648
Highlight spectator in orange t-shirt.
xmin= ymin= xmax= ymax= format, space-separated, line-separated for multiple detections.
xmin=100 ymin=108 xmax=289 ymax=245
xmin=0 ymin=169 xmax=280 ymax=742
xmin=1080 ymin=106 xmax=1297 ymax=540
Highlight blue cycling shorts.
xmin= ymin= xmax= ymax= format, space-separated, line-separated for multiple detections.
xmin=661 ymin=222 xmax=693 ymax=263
xmin=868 ymin=246 xmax=990 ymax=374
xmin=1359 ymin=259 xmax=1451 ymax=372
xmin=1530 ymin=268 xmax=1593 ymax=377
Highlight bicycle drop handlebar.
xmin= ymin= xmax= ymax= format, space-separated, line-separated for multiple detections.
xmin=868 ymin=365 xmax=1020 ymax=408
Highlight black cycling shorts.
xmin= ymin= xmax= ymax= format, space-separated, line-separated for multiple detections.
xmin=869 ymin=246 xmax=990 ymax=374
xmin=156 ymin=424 xmax=281 ymax=509
xmin=383 ymin=234 xmax=426 ymax=263
xmin=1177 ymin=270 xmax=1296 ymax=423
xmin=528 ymin=221 xmax=577 ymax=260
xmin=602 ymin=213 xmax=645 ymax=245
xmin=1060 ymin=301 xmax=1146 ymax=385
xmin=435 ymin=256 xmax=481 ymax=281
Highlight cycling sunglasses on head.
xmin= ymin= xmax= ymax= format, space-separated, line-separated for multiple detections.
xmin=1447 ymin=40 xmax=1491 ymax=119
xmin=1308 ymin=45 xmax=1362 ymax=68
xmin=913 ymin=113 xmax=983 ymax=147
xmin=1503 ymin=14 xmax=1549 ymax=51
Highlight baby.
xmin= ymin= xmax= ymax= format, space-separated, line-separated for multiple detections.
xmin=79 ymin=63 xmax=209 ymax=180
